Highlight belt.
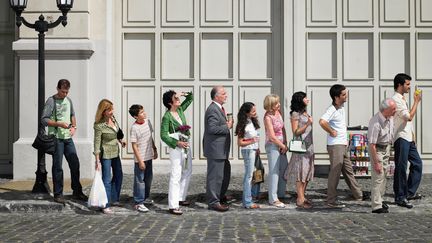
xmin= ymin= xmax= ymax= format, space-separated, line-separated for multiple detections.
xmin=375 ymin=144 xmax=390 ymax=149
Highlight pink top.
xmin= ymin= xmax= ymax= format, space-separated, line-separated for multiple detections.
xmin=264 ymin=111 xmax=284 ymax=143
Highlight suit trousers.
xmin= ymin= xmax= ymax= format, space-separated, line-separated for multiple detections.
xmin=327 ymin=145 xmax=362 ymax=204
xmin=370 ymin=144 xmax=390 ymax=210
xmin=207 ymin=158 xmax=231 ymax=206
xmin=168 ymin=147 xmax=192 ymax=209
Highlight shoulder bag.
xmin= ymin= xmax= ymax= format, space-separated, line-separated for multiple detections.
xmin=252 ymin=151 xmax=265 ymax=184
xmin=32 ymin=96 xmax=58 ymax=155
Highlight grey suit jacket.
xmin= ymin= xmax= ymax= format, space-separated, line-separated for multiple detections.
xmin=203 ymin=102 xmax=231 ymax=160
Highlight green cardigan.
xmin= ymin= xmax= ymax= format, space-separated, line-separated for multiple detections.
xmin=93 ymin=121 xmax=120 ymax=159
xmin=161 ymin=93 xmax=193 ymax=149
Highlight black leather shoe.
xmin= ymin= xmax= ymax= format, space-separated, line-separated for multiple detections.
xmin=372 ymin=207 xmax=389 ymax=214
xmin=382 ymin=202 xmax=389 ymax=210
xmin=396 ymin=199 xmax=413 ymax=209
xmin=72 ymin=191 xmax=88 ymax=201
xmin=407 ymin=193 xmax=423 ymax=201
xmin=54 ymin=196 xmax=66 ymax=204
xmin=208 ymin=203 xmax=229 ymax=212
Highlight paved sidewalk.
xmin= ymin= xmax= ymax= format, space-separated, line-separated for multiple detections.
xmin=1 ymin=164 xmax=432 ymax=242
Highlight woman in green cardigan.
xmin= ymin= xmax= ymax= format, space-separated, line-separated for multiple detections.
xmin=93 ymin=99 xmax=126 ymax=214
xmin=161 ymin=90 xmax=193 ymax=215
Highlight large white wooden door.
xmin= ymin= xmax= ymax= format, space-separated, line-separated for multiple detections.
xmin=293 ymin=0 xmax=432 ymax=169
xmin=115 ymin=0 xmax=284 ymax=163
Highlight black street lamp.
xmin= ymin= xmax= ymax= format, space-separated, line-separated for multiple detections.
xmin=10 ymin=0 xmax=74 ymax=193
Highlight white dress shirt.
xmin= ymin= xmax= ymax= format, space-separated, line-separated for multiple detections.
xmin=392 ymin=92 xmax=414 ymax=142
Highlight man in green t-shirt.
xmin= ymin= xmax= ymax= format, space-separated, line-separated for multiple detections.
xmin=41 ymin=79 xmax=87 ymax=204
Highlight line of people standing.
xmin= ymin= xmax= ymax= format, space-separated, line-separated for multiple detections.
xmin=43 ymin=72 xmax=424 ymax=215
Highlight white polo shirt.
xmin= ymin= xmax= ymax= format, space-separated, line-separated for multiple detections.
xmin=392 ymin=92 xmax=414 ymax=142
xmin=321 ymin=105 xmax=348 ymax=145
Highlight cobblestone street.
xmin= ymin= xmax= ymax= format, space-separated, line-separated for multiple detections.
xmin=1 ymin=165 xmax=432 ymax=242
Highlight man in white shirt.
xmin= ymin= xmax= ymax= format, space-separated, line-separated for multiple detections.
xmin=319 ymin=84 xmax=363 ymax=208
xmin=392 ymin=73 xmax=423 ymax=209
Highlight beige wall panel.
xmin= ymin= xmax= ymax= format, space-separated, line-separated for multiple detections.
xmin=122 ymin=33 xmax=155 ymax=80
xmin=346 ymin=86 xmax=374 ymax=127
xmin=416 ymin=33 xmax=432 ymax=80
xmin=201 ymin=0 xmax=232 ymax=26
xmin=162 ymin=0 xmax=194 ymax=26
xmin=343 ymin=33 xmax=373 ymax=80
xmin=239 ymin=33 xmax=272 ymax=80
xmin=159 ymin=86 xmax=194 ymax=159
xmin=343 ymin=0 xmax=373 ymax=26
xmin=380 ymin=33 xmax=410 ymax=80
xmin=122 ymin=86 xmax=156 ymax=159
xmin=19 ymin=13 xmax=89 ymax=39
xmin=240 ymin=0 xmax=271 ymax=26
xmin=123 ymin=0 xmax=155 ymax=26
xmin=380 ymin=0 xmax=410 ymax=26
xmin=307 ymin=33 xmax=337 ymax=80
xmin=307 ymin=0 xmax=337 ymax=26
xmin=161 ymin=33 xmax=194 ymax=80
xmin=199 ymin=86 xmax=234 ymax=159
xmin=308 ymin=86 xmax=333 ymax=155
xmin=379 ymin=86 xmax=397 ymax=101
xmin=418 ymin=86 xmax=432 ymax=154
xmin=200 ymin=33 xmax=233 ymax=80
xmin=238 ymin=86 xmax=271 ymax=158
xmin=416 ymin=0 xmax=432 ymax=26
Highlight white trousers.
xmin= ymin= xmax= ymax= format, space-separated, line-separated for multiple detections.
xmin=168 ymin=147 xmax=192 ymax=209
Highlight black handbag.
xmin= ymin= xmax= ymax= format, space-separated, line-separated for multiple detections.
xmin=32 ymin=131 xmax=57 ymax=155
xmin=252 ymin=151 xmax=265 ymax=184
xmin=117 ymin=128 xmax=124 ymax=140
xmin=113 ymin=116 xmax=124 ymax=140
xmin=32 ymin=96 xmax=58 ymax=155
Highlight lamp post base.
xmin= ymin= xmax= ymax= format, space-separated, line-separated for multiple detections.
xmin=32 ymin=171 xmax=51 ymax=194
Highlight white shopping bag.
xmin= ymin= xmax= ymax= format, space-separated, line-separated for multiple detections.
xmin=87 ymin=169 xmax=108 ymax=208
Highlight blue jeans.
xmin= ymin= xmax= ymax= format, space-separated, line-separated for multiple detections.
xmin=101 ymin=157 xmax=123 ymax=207
xmin=241 ymin=149 xmax=261 ymax=207
xmin=393 ymin=138 xmax=423 ymax=202
xmin=265 ymin=143 xmax=288 ymax=203
xmin=133 ymin=160 xmax=153 ymax=204
xmin=52 ymin=138 xmax=82 ymax=197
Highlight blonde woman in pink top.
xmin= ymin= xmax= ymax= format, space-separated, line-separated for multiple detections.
xmin=263 ymin=94 xmax=288 ymax=208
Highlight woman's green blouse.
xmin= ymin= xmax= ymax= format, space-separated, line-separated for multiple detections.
xmin=160 ymin=93 xmax=193 ymax=149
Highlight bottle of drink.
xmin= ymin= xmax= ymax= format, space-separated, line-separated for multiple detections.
xmin=415 ymin=85 xmax=422 ymax=96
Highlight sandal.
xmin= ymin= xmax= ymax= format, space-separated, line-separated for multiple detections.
xmin=296 ymin=201 xmax=312 ymax=209
xmin=102 ymin=207 xmax=114 ymax=214
xmin=270 ymin=200 xmax=285 ymax=208
xmin=169 ymin=208 xmax=183 ymax=215
xmin=245 ymin=204 xmax=261 ymax=209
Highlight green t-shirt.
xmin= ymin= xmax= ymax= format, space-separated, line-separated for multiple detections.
xmin=48 ymin=98 xmax=72 ymax=139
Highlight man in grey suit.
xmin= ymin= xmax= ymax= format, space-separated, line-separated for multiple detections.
xmin=204 ymin=86 xmax=233 ymax=212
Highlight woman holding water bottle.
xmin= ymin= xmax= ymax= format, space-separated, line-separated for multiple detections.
xmin=235 ymin=102 xmax=261 ymax=209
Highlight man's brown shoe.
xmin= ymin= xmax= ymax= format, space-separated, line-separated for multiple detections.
xmin=179 ymin=201 xmax=191 ymax=206
xmin=208 ymin=203 xmax=229 ymax=212
xmin=54 ymin=196 xmax=66 ymax=204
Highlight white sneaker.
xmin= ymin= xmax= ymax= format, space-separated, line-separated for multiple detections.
xmin=143 ymin=198 xmax=154 ymax=205
xmin=134 ymin=204 xmax=149 ymax=213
